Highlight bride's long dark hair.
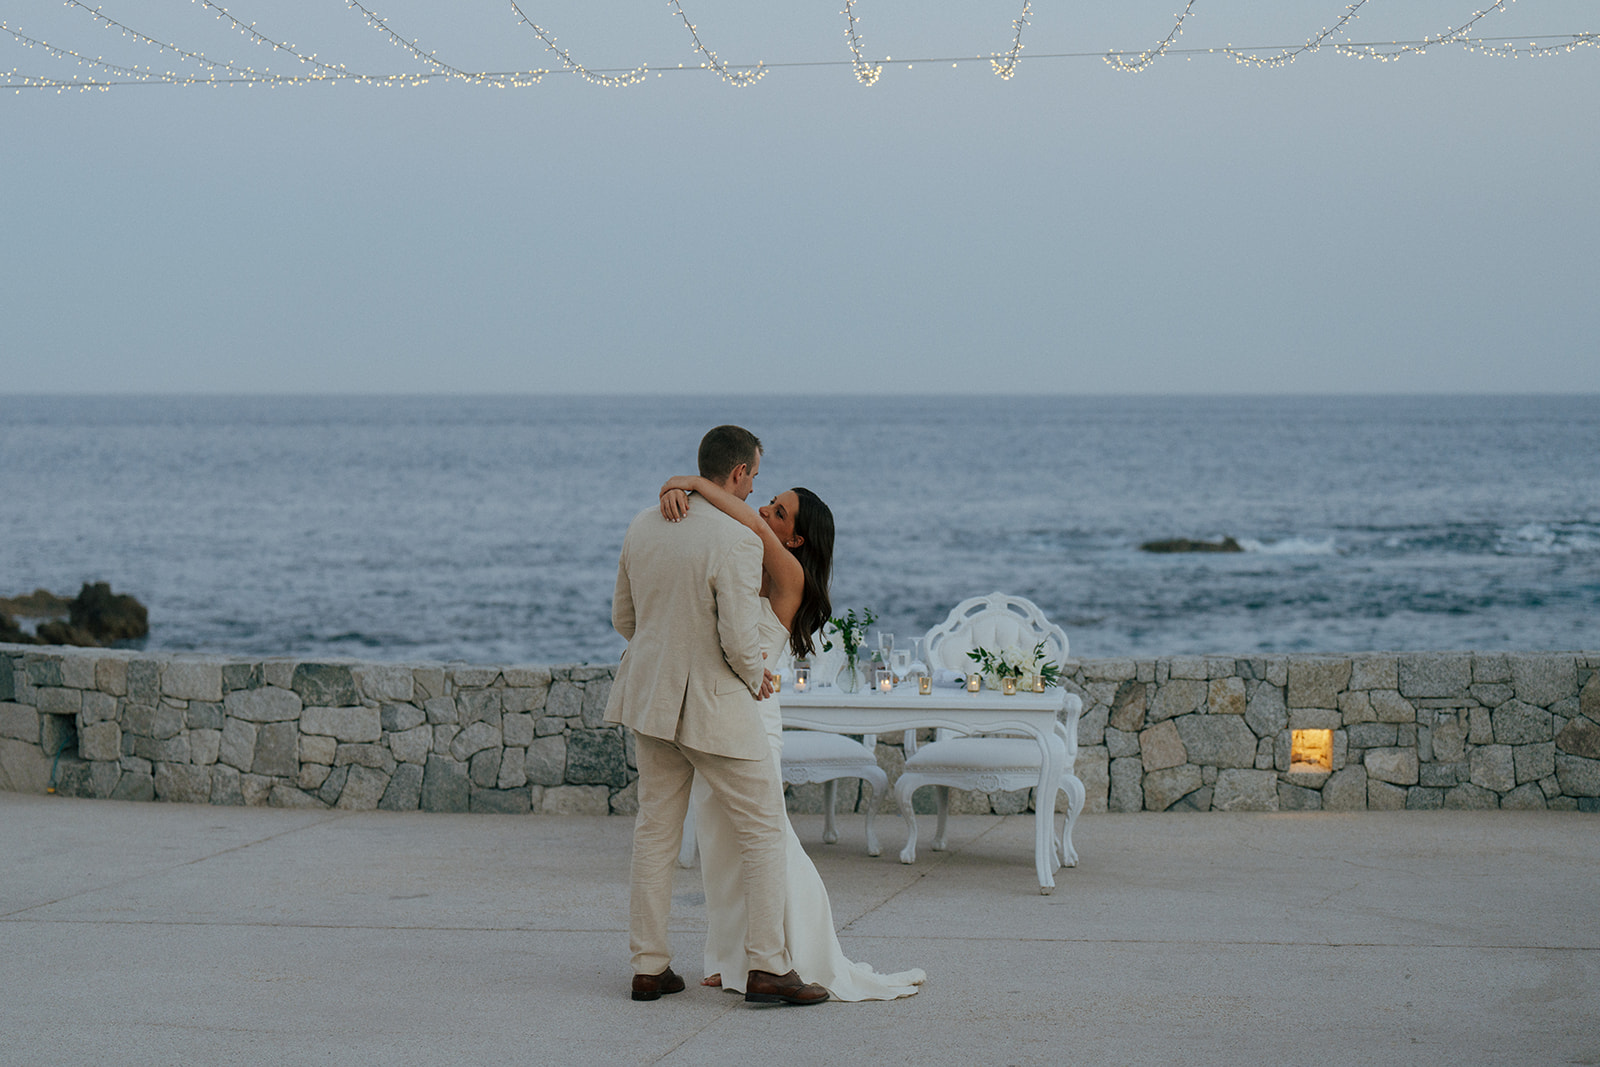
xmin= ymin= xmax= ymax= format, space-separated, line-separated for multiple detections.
xmin=787 ymin=487 xmax=834 ymax=661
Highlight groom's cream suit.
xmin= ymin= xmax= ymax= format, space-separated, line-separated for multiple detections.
xmin=605 ymin=501 xmax=791 ymax=977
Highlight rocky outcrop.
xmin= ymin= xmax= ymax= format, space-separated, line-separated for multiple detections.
xmin=1140 ymin=536 xmax=1243 ymax=553
xmin=6 ymin=584 xmax=147 ymax=647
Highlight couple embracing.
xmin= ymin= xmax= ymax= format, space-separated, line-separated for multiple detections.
xmin=604 ymin=425 xmax=925 ymax=1006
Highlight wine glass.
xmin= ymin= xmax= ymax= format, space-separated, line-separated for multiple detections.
xmin=891 ymin=648 xmax=911 ymax=683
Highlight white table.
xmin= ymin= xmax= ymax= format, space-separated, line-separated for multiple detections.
xmin=780 ymin=684 xmax=1082 ymax=892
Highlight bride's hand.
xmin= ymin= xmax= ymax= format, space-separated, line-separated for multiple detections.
xmin=659 ymin=488 xmax=690 ymax=523
xmin=658 ymin=475 xmax=700 ymax=523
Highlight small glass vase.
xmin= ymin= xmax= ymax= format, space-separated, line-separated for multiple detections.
xmin=836 ymin=657 xmax=862 ymax=694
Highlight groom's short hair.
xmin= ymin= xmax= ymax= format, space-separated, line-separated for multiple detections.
xmin=698 ymin=425 xmax=763 ymax=482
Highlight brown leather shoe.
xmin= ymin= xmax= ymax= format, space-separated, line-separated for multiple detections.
xmin=631 ymin=966 xmax=686 ymax=1001
xmin=744 ymin=969 xmax=829 ymax=1006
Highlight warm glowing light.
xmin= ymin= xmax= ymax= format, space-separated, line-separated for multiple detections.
xmin=1291 ymin=729 xmax=1334 ymax=772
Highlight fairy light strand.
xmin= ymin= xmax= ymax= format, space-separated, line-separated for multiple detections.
xmin=1224 ymin=0 xmax=1375 ymax=68
xmin=5 ymin=1 xmax=1596 ymax=94
xmin=991 ymin=1 xmax=1032 ymax=79
xmin=1105 ymin=0 xmax=1199 ymax=73
xmin=843 ymin=0 xmax=882 ymax=85
xmin=665 ymin=0 xmax=765 ymax=86
xmin=505 ymin=0 xmax=647 ymax=87
xmin=346 ymin=0 xmax=541 ymax=87
xmin=1336 ymin=0 xmax=1510 ymax=60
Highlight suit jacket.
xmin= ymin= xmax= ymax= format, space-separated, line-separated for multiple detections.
xmin=603 ymin=501 xmax=770 ymax=761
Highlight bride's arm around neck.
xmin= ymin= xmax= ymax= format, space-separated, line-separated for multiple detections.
xmin=660 ymin=475 xmax=803 ymax=626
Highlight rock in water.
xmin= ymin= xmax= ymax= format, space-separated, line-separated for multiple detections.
xmin=20 ymin=583 xmax=149 ymax=646
xmin=1 ymin=612 xmax=43 ymax=645
xmin=70 ymin=582 xmax=149 ymax=642
xmin=1140 ymin=536 xmax=1244 ymax=553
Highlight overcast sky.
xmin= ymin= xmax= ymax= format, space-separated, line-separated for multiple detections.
xmin=5 ymin=0 xmax=1596 ymax=394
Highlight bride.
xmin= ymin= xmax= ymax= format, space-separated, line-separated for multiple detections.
xmin=659 ymin=475 xmax=925 ymax=1001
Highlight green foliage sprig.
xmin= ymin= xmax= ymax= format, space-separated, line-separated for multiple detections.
xmin=966 ymin=640 xmax=1062 ymax=688
xmin=821 ymin=607 xmax=877 ymax=661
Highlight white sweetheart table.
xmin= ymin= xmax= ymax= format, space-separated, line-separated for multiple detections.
xmin=780 ymin=685 xmax=1082 ymax=892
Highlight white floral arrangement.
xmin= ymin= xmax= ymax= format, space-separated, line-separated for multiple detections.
xmin=966 ymin=641 xmax=1062 ymax=690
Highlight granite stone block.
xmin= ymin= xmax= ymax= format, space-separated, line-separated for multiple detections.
xmin=1107 ymin=680 xmax=1147 ymax=733
xmin=1108 ymin=756 xmax=1143 ymax=812
xmin=1508 ymin=654 xmax=1577 ymax=708
xmin=380 ymin=702 xmax=426 ymax=733
xmin=456 ymin=688 xmax=503 ymax=728
xmin=162 ymin=661 xmax=223 ymax=703
xmin=1148 ymin=679 xmax=1206 ymax=723
xmin=389 ymin=725 xmax=432 ymax=765
xmin=291 ymin=663 xmax=358 ymax=707
xmin=566 ymin=728 xmax=628 ymax=788
xmin=420 ymin=755 xmax=470 ymax=812
xmin=470 ymin=786 xmax=532 ymax=814
xmin=1443 ymin=783 xmax=1499 ymax=809
xmin=251 ymin=721 xmax=299 ymax=777
xmin=299 ymin=733 xmax=337 ymax=766
xmin=1322 ymin=765 xmax=1368 ymax=810
xmin=1367 ymin=779 xmax=1406 ymax=810
xmin=301 ymin=705 xmax=382 ymax=744
xmin=1286 ymin=660 xmax=1349 ymax=709
xmin=1212 ymin=769 xmax=1279 ymax=811
xmin=1365 ymin=747 xmax=1419 ymax=786
xmin=1175 ymin=714 xmax=1257 ymax=768
xmin=154 ymin=763 xmax=212 ymax=804
xmin=1138 ymin=719 xmax=1186 ymax=771
xmin=224 ymin=686 xmax=302 ymax=723
xmin=335 ymin=765 xmax=390 ymax=810
xmin=380 ymin=763 xmax=425 ymax=810
xmin=1142 ymin=764 xmax=1202 ymax=811
xmin=1492 ymin=700 xmax=1554 ymax=745
xmin=1398 ymin=654 xmax=1471 ymax=699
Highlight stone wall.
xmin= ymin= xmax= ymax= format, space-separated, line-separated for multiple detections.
xmin=1063 ymin=652 xmax=1600 ymax=815
xmin=3 ymin=644 xmax=1598 ymax=814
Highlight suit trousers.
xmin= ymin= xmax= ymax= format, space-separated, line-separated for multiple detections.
xmin=630 ymin=732 xmax=790 ymax=976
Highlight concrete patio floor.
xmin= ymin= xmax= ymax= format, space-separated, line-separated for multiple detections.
xmin=1 ymin=792 xmax=1596 ymax=1066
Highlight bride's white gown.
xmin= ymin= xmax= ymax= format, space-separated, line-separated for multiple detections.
xmin=693 ymin=600 xmax=926 ymax=1001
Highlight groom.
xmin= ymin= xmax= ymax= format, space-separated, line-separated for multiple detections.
xmin=604 ymin=424 xmax=828 ymax=1007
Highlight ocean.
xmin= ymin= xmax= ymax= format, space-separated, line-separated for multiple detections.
xmin=2 ymin=395 xmax=1596 ymax=665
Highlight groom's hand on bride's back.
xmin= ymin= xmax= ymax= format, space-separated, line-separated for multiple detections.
xmin=757 ymin=669 xmax=776 ymax=701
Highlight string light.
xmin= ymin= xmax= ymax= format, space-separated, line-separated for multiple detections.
xmin=843 ymin=0 xmax=882 ymax=85
xmin=506 ymin=0 xmax=646 ymax=87
xmin=348 ymin=0 xmax=541 ymax=87
xmin=665 ymin=0 xmax=765 ymax=86
xmin=1224 ymin=0 xmax=1375 ymax=68
xmin=5 ymin=0 xmax=1596 ymax=94
xmin=1105 ymin=0 xmax=1199 ymax=73
xmin=1336 ymin=0 xmax=1510 ymax=60
xmin=991 ymin=1 xmax=1031 ymax=80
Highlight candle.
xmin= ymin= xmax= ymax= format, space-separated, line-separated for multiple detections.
xmin=772 ymin=672 xmax=782 ymax=693
xmin=1002 ymin=676 xmax=1018 ymax=696
xmin=918 ymin=675 xmax=932 ymax=695
xmin=966 ymin=673 xmax=981 ymax=693
xmin=794 ymin=667 xmax=809 ymax=693
xmin=1031 ymin=673 xmax=1045 ymax=693
xmin=877 ymin=668 xmax=894 ymax=693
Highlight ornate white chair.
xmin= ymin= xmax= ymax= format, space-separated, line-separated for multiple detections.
xmin=894 ymin=592 xmax=1087 ymax=872
xmin=678 ymin=733 xmax=888 ymax=867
